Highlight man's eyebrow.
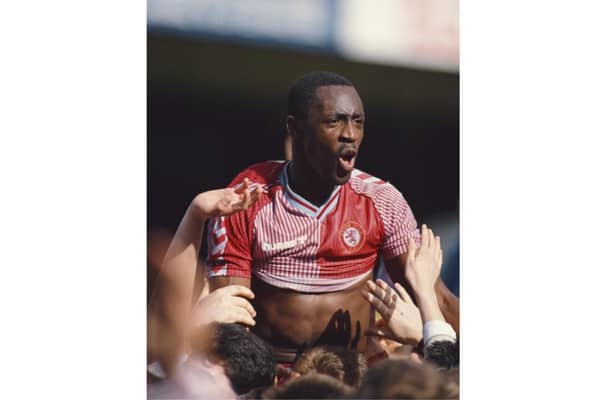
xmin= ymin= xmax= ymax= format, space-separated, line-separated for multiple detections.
xmin=325 ymin=112 xmax=364 ymax=118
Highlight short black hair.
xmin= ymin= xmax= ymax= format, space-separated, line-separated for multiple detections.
xmin=213 ymin=323 xmax=276 ymax=395
xmin=424 ymin=340 xmax=460 ymax=369
xmin=287 ymin=71 xmax=354 ymax=119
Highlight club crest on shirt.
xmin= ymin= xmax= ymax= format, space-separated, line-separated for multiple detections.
xmin=339 ymin=221 xmax=365 ymax=251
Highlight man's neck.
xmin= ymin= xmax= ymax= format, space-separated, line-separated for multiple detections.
xmin=287 ymin=161 xmax=334 ymax=207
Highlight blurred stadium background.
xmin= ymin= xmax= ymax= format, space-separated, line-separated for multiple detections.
xmin=148 ymin=0 xmax=459 ymax=295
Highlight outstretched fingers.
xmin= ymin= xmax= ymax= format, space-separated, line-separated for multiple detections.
xmin=434 ymin=235 xmax=443 ymax=269
xmin=394 ymin=282 xmax=414 ymax=305
xmin=248 ymin=184 xmax=263 ymax=206
xmin=376 ymin=279 xmax=398 ymax=306
xmin=232 ymin=178 xmax=250 ymax=194
xmin=235 ymin=178 xmax=263 ymax=211
xmin=420 ymin=224 xmax=430 ymax=249
xmin=362 ymin=282 xmax=391 ymax=319
xmin=407 ymin=238 xmax=417 ymax=266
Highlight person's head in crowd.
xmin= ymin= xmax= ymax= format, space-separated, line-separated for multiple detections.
xmin=443 ymin=367 xmax=460 ymax=389
xmin=211 ymin=323 xmax=276 ymax=395
xmin=286 ymin=71 xmax=364 ymax=188
xmin=148 ymin=355 xmax=236 ymax=399
xmin=424 ymin=339 xmax=460 ymax=369
xmin=356 ymin=358 xmax=458 ymax=399
xmin=292 ymin=345 xmax=367 ymax=387
xmin=239 ymin=384 xmax=271 ymax=400
xmin=389 ymin=343 xmax=423 ymax=363
xmin=262 ymin=373 xmax=353 ymax=399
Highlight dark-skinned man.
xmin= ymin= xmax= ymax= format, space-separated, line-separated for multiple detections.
xmin=206 ymin=71 xmax=459 ymax=365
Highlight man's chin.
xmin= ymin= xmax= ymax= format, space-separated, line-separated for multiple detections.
xmin=333 ymin=170 xmax=352 ymax=185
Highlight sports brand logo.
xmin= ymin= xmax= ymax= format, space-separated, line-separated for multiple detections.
xmin=261 ymin=235 xmax=307 ymax=252
xmin=339 ymin=221 xmax=365 ymax=251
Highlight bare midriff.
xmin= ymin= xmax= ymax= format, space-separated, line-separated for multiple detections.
xmin=250 ymin=272 xmax=373 ymax=362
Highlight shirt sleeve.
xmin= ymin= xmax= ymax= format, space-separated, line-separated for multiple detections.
xmin=206 ymin=211 xmax=253 ymax=279
xmin=372 ymin=183 xmax=421 ymax=260
xmin=204 ymin=162 xmax=280 ymax=279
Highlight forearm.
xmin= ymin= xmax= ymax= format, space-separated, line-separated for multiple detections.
xmin=435 ymin=280 xmax=459 ymax=334
xmin=413 ymin=281 xmax=459 ymax=329
xmin=415 ymin=288 xmax=457 ymax=351
xmin=414 ymin=290 xmax=444 ymax=323
xmin=153 ymin=199 xmax=208 ymax=371
xmin=162 ymin=198 xmax=207 ymax=276
xmin=158 ymin=205 xmax=205 ymax=309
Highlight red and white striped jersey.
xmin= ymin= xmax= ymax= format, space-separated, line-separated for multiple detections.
xmin=207 ymin=161 xmax=420 ymax=293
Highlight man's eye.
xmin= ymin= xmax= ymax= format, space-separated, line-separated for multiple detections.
xmin=326 ymin=119 xmax=339 ymax=126
xmin=353 ymin=119 xmax=364 ymax=125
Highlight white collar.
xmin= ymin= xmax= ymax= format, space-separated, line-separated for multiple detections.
xmin=280 ymin=162 xmax=342 ymax=221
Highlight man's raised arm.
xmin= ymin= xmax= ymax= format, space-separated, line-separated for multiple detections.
xmin=150 ymin=179 xmax=261 ymax=373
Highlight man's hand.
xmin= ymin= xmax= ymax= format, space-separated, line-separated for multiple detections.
xmin=362 ymin=279 xmax=423 ymax=346
xmin=192 ymin=285 xmax=257 ymax=327
xmin=405 ymin=224 xmax=443 ymax=300
xmin=191 ymin=178 xmax=263 ymax=219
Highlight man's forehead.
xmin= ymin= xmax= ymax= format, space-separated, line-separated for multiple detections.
xmin=313 ymin=85 xmax=363 ymax=113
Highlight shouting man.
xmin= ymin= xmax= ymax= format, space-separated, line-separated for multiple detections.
xmin=206 ymin=71 xmax=459 ymax=363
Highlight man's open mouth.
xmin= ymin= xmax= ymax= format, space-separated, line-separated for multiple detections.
xmin=338 ymin=148 xmax=357 ymax=173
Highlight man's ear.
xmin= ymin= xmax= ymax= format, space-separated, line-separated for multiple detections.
xmin=286 ymin=115 xmax=299 ymax=139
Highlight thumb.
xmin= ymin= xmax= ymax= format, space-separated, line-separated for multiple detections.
xmin=365 ymin=327 xmax=393 ymax=340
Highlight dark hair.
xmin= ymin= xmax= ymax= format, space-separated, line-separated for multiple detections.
xmin=424 ymin=340 xmax=460 ymax=369
xmin=287 ymin=71 xmax=354 ymax=119
xmin=292 ymin=345 xmax=367 ymax=387
xmin=356 ymin=358 xmax=458 ymax=399
xmin=262 ymin=373 xmax=353 ymax=399
xmin=213 ymin=323 xmax=276 ymax=395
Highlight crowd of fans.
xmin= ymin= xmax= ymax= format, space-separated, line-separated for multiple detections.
xmin=147 ymin=186 xmax=459 ymax=399
xmin=147 ymin=71 xmax=459 ymax=399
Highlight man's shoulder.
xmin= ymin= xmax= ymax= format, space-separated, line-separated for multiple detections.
xmin=348 ymin=168 xmax=394 ymax=195
xmin=347 ymin=168 xmax=410 ymax=210
xmin=228 ymin=161 xmax=286 ymax=188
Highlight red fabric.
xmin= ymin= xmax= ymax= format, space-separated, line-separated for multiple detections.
xmin=207 ymin=161 xmax=420 ymax=291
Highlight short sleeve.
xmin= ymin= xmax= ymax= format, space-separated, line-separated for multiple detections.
xmin=204 ymin=161 xmax=282 ymax=279
xmin=206 ymin=212 xmax=253 ymax=279
xmin=372 ymin=183 xmax=421 ymax=260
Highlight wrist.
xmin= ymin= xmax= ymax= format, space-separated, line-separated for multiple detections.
xmin=402 ymin=331 xmax=423 ymax=347
xmin=189 ymin=195 xmax=210 ymax=221
xmin=423 ymin=320 xmax=456 ymax=347
xmin=416 ymin=296 xmax=444 ymax=323
xmin=387 ymin=325 xmax=422 ymax=346
xmin=414 ymin=288 xmax=438 ymax=308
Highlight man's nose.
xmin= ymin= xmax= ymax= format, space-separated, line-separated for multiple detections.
xmin=340 ymin=120 xmax=358 ymax=143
